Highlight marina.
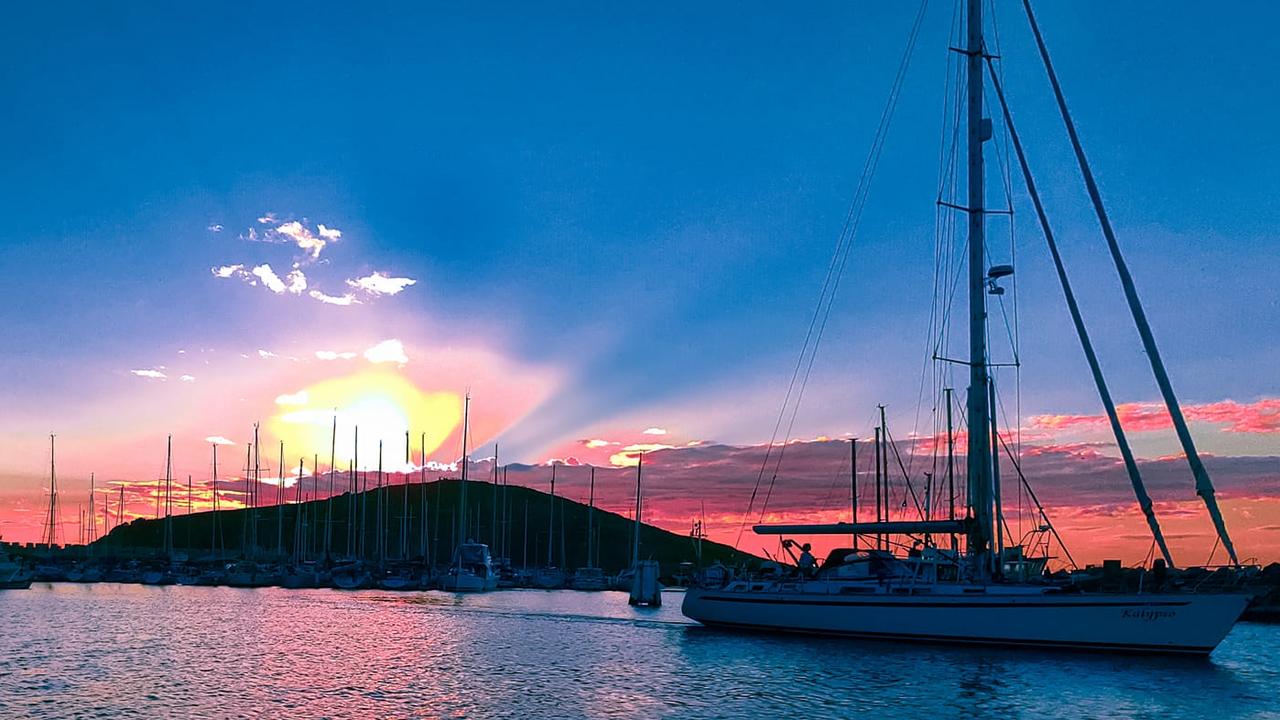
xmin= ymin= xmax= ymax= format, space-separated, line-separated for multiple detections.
xmin=2 ymin=0 xmax=1279 ymax=716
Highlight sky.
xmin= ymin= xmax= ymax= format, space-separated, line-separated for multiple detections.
xmin=0 ymin=1 xmax=1276 ymax=565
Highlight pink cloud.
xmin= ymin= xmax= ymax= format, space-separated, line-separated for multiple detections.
xmin=1030 ymin=397 xmax=1280 ymax=435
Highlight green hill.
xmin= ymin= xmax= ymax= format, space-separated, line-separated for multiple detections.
xmin=94 ymin=478 xmax=754 ymax=573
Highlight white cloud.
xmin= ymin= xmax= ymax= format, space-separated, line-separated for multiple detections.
xmin=179 ymin=375 xmax=196 ymax=382
xmin=364 ymin=339 xmax=408 ymax=365
xmin=318 ymin=224 xmax=341 ymax=240
xmin=308 ymin=290 xmax=359 ymax=306
xmin=205 ymin=436 xmax=236 ymax=446
xmin=215 ymin=261 xmax=306 ymax=298
xmin=584 ymin=439 xmax=617 ymax=449
xmin=285 ymin=268 xmax=306 ymax=294
xmin=347 ymin=271 xmax=417 ymax=296
xmin=252 ymin=264 xmax=284 ymax=291
xmin=207 ymin=224 xmax=224 ymax=233
xmin=131 ymin=369 xmax=167 ymax=380
xmin=257 ymin=212 xmax=277 ymax=225
xmin=275 ymin=390 xmax=309 ymax=405
xmin=609 ymin=443 xmax=674 ymax=467
xmin=315 ymin=350 xmax=357 ymax=360
xmin=274 ymin=221 xmax=329 ymax=261
xmin=642 ymin=427 xmax=668 ymax=436
xmin=258 ymin=349 xmax=277 ymax=359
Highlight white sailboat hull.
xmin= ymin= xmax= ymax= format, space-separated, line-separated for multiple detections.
xmin=682 ymin=586 xmax=1248 ymax=654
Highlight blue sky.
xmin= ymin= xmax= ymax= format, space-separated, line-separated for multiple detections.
xmin=1 ymin=0 xmax=1276 ymax=498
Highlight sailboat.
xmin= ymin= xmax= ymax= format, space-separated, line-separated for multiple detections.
xmin=571 ymin=468 xmax=609 ymax=591
xmin=627 ymin=453 xmax=662 ymax=606
xmin=0 ymin=552 xmax=33 ymax=590
xmin=439 ymin=393 xmax=499 ymax=592
xmin=681 ymin=0 xmax=1249 ymax=654
xmin=533 ymin=464 xmax=567 ymax=589
xmin=141 ymin=435 xmax=178 ymax=586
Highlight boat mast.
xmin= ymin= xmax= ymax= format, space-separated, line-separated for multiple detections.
xmin=559 ymin=471 xmax=566 ymax=570
xmin=946 ymin=387 xmax=958 ymax=552
xmin=963 ymin=0 xmax=995 ymax=577
xmin=277 ymin=442 xmax=285 ymax=558
xmin=164 ymin=434 xmax=173 ymax=558
xmin=988 ymin=383 xmax=1004 ymax=563
xmin=252 ymin=425 xmax=261 ymax=560
xmin=295 ymin=457 xmax=305 ymax=564
xmin=631 ymin=452 xmax=643 ymax=568
xmin=312 ymin=453 xmax=320 ymax=555
xmin=587 ymin=467 xmax=595 ymax=569
xmin=547 ymin=464 xmax=556 ymax=567
xmin=89 ymin=472 xmax=96 ymax=546
xmin=376 ymin=442 xmax=384 ymax=565
xmin=873 ymin=427 xmax=883 ymax=550
xmin=211 ymin=443 xmax=219 ymax=559
xmin=326 ymin=414 xmax=336 ymax=561
xmin=878 ymin=406 xmax=889 ymax=551
xmin=459 ymin=393 xmax=470 ymax=546
xmin=491 ymin=443 xmax=498 ymax=550
xmin=353 ymin=425 xmax=360 ymax=559
xmin=402 ymin=432 xmax=410 ymax=560
xmin=420 ymin=432 xmax=428 ymax=561
xmin=849 ymin=438 xmax=857 ymax=550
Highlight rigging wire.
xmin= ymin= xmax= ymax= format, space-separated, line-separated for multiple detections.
xmin=734 ymin=0 xmax=932 ymax=547
xmin=757 ymin=0 xmax=932 ymax=524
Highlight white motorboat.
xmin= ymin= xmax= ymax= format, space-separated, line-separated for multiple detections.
xmin=439 ymin=543 xmax=498 ymax=592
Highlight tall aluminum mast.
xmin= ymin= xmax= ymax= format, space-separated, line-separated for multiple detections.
xmin=964 ymin=0 xmax=995 ymax=575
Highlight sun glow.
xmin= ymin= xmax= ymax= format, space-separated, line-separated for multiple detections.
xmin=267 ymin=371 xmax=462 ymax=470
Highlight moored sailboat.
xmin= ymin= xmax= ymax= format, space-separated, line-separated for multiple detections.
xmin=0 ymin=553 xmax=33 ymax=590
xmin=681 ymin=0 xmax=1250 ymax=654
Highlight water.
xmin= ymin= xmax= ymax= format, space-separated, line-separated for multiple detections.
xmin=1 ymin=584 xmax=1277 ymax=719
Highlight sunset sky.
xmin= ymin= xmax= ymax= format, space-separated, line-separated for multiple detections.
xmin=1 ymin=2 xmax=1276 ymax=565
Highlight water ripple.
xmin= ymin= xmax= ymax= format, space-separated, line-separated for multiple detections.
xmin=0 ymin=584 xmax=1276 ymax=719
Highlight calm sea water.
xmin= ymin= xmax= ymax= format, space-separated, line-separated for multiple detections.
xmin=1 ymin=583 xmax=1277 ymax=719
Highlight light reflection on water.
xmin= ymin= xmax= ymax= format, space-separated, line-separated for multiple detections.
xmin=1 ymin=583 xmax=1277 ymax=718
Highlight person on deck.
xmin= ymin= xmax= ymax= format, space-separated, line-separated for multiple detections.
xmin=797 ymin=543 xmax=816 ymax=576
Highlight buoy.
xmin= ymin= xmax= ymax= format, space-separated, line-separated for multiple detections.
xmin=628 ymin=559 xmax=662 ymax=607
